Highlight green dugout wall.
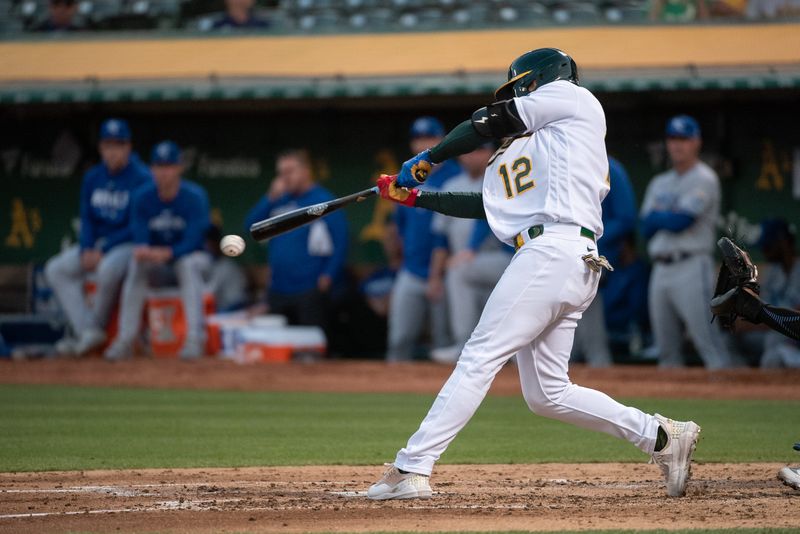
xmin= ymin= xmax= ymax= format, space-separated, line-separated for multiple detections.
xmin=1 ymin=88 xmax=798 ymax=266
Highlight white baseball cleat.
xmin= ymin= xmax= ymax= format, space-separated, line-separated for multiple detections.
xmin=651 ymin=413 xmax=701 ymax=497
xmin=778 ymin=466 xmax=800 ymax=490
xmin=367 ymin=463 xmax=432 ymax=500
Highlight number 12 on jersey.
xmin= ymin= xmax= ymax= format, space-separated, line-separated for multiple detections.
xmin=499 ymin=157 xmax=534 ymax=199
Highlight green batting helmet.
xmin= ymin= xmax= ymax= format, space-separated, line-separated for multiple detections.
xmin=494 ymin=48 xmax=579 ymax=101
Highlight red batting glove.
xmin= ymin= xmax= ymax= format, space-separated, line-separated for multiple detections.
xmin=377 ymin=174 xmax=419 ymax=207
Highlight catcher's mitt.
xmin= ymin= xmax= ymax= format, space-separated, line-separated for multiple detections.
xmin=710 ymin=237 xmax=760 ymax=328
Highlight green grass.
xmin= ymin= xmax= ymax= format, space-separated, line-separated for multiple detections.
xmin=0 ymin=385 xmax=798 ymax=472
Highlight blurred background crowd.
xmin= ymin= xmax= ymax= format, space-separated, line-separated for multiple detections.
xmin=0 ymin=0 xmax=798 ymax=369
xmin=5 ymin=0 xmax=800 ymax=34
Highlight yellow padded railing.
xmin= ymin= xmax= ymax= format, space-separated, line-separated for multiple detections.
xmin=1 ymin=24 xmax=799 ymax=82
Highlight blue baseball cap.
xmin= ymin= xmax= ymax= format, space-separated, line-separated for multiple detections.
xmin=665 ymin=115 xmax=701 ymax=139
xmin=99 ymin=118 xmax=131 ymax=141
xmin=410 ymin=116 xmax=445 ymax=139
xmin=758 ymin=218 xmax=794 ymax=248
xmin=151 ymin=140 xmax=182 ymax=165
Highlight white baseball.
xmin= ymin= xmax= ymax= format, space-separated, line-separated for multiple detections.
xmin=220 ymin=234 xmax=246 ymax=257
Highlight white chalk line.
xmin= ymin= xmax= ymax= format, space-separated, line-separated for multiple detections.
xmin=2 ymin=485 xmax=142 ymax=497
xmin=0 ymin=498 xmax=244 ymax=520
xmin=0 ymin=479 xmax=648 ymax=520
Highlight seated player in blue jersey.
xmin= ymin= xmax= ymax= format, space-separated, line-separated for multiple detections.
xmin=244 ymin=149 xmax=348 ymax=331
xmin=104 ymin=141 xmax=211 ymax=360
xmin=45 ymin=118 xmax=152 ymax=356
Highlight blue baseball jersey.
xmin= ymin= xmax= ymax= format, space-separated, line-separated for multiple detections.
xmin=79 ymin=153 xmax=152 ymax=252
xmin=130 ymin=180 xmax=210 ymax=259
xmin=395 ymin=159 xmax=461 ymax=279
xmin=244 ymin=185 xmax=348 ymax=295
xmin=602 ymin=257 xmax=650 ymax=333
xmin=597 ymin=157 xmax=637 ymax=267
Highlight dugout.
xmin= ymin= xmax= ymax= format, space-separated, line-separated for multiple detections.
xmin=1 ymin=23 xmax=799 ymax=313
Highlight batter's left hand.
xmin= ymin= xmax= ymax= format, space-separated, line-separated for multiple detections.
xmin=377 ymin=174 xmax=419 ymax=207
xmin=397 ymin=150 xmax=433 ymax=188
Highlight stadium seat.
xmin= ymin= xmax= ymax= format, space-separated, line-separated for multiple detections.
xmin=0 ymin=0 xmax=674 ymax=36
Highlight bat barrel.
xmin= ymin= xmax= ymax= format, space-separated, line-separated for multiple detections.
xmin=249 ymin=186 xmax=378 ymax=242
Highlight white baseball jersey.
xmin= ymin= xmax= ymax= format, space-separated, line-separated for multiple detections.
xmin=640 ymin=161 xmax=721 ymax=258
xmin=482 ymin=80 xmax=610 ymax=245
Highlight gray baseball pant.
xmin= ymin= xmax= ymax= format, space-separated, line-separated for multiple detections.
xmin=387 ymin=269 xmax=450 ymax=362
xmin=648 ymin=254 xmax=732 ymax=370
xmin=572 ymin=293 xmax=613 ymax=367
xmin=45 ymin=243 xmax=133 ymax=334
xmin=115 ymin=251 xmax=211 ymax=344
xmin=445 ymin=251 xmax=510 ymax=351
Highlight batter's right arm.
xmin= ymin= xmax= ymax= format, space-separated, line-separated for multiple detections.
xmin=376 ymin=175 xmax=486 ymax=219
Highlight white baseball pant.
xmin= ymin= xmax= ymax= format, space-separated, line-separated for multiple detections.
xmin=394 ymin=225 xmax=660 ymax=475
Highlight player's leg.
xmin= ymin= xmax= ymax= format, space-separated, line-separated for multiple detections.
xmin=673 ymin=255 xmax=732 ymax=370
xmin=104 ymin=257 xmax=151 ymax=360
xmin=74 ymin=243 xmax=134 ymax=354
xmin=387 ymin=270 xmax=427 ymax=362
xmin=44 ymin=245 xmax=91 ymax=353
xmin=571 ymin=294 xmax=613 ymax=367
xmin=91 ymin=243 xmax=133 ymax=329
xmin=516 ymin=311 xmax=701 ymax=496
xmin=429 ymin=292 xmax=450 ymax=350
xmin=293 ymin=289 xmax=329 ymax=330
xmin=435 ymin=252 xmax=510 ymax=364
xmin=516 ymin=313 xmax=657 ymax=451
xmin=386 ymin=236 xmax=588 ymax=480
xmin=174 ymin=251 xmax=211 ymax=359
xmin=267 ymin=292 xmax=294 ymax=323
xmin=648 ymin=265 xmax=685 ymax=367
xmin=443 ymin=261 xmax=479 ymax=351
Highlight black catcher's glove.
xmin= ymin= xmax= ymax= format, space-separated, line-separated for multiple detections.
xmin=710 ymin=237 xmax=760 ymax=329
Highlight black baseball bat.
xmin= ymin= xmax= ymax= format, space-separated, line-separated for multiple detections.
xmin=249 ymin=186 xmax=379 ymax=242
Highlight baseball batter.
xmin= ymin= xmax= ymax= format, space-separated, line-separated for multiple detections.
xmin=369 ymin=48 xmax=701 ymax=500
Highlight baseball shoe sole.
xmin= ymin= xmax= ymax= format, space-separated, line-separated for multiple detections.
xmin=367 ymin=463 xmax=432 ymax=500
xmin=651 ymin=413 xmax=702 ymax=497
xmin=778 ymin=466 xmax=800 ymax=490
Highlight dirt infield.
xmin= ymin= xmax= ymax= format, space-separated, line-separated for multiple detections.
xmin=1 ymin=463 xmax=798 ymax=533
xmin=2 ymin=360 xmax=800 ymax=533
xmin=2 ymin=358 xmax=800 ymax=400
